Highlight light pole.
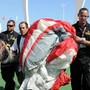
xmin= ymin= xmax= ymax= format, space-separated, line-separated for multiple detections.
xmin=61 ymin=3 xmax=66 ymax=21
xmin=22 ymin=0 xmax=30 ymax=25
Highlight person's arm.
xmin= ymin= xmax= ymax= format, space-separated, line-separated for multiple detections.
xmin=81 ymin=39 xmax=90 ymax=46
xmin=10 ymin=39 xmax=20 ymax=62
xmin=10 ymin=39 xmax=19 ymax=52
xmin=72 ymin=35 xmax=90 ymax=46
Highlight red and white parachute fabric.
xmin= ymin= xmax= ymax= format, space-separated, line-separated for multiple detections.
xmin=19 ymin=18 xmax=78 ymax=90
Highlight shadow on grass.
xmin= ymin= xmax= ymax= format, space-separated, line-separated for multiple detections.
xmin=0 ymin=86 xmax=4 ymax=90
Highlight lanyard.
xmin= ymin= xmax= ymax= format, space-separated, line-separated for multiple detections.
xmin=7 ymin=34 xmax=13 ymax=42
xmin=79 ymin=27 xmax=86 ymax=37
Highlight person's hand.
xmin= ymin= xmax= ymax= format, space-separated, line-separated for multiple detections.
xmin=72 ymin=35 xmax=82 ymax=43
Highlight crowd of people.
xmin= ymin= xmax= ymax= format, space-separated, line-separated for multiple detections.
xmin=0 ymin=7 xmax=90 ymax=90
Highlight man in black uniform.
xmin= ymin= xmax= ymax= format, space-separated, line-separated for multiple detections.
xmin=0 ymin=20 xmax=19 ymax=90
xmin=70 ymin=8 xmax=90 ymax=90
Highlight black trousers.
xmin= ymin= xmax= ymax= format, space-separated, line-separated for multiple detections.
xmin=1 ymin=62 xmax=24 ymax=90
xmin=15 ymin=65 xmax=25 ymax=85
xmin=70 ymin=56 xmax=90 ymax=90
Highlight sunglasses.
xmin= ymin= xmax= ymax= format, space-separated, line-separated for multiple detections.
xmin=7 ymin=25 xmax=14 ymax=27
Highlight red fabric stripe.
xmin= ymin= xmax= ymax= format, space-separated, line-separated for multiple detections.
xmin=50 ymin=70 xmax=71 ymax=90
xmin=20 ymin=19 xmax=39 ymax=67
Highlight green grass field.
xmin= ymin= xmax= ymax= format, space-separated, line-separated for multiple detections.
xmin=0 ymin=68 xmax=71 ymax=90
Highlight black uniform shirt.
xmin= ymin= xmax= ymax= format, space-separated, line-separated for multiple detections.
xmin=73 ymin=21 xmax=90 ymax=64
xmin=0 ymin=30 xmax=19 ymax=66
xmin=0 ymin=30 xmax=19 ymax=48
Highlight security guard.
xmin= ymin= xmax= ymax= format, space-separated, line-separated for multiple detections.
xmin=0 ymin=20 xmax=19 ymax=90
xmin=70 ymin=8 xmax=90 ymax=90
